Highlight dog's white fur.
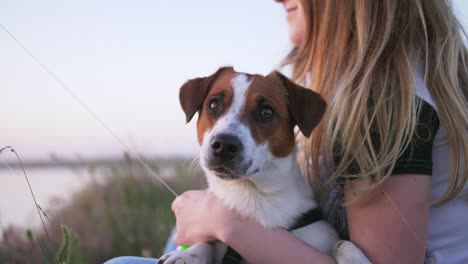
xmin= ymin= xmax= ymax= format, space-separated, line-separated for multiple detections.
xmin=161 ymin=73 xmax=371 ymax=264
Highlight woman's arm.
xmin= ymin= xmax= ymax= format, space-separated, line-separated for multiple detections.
xmin=345 ymin=174 xmax=431 ymax=264
xmin=172 ymin=174 xmax=430 ymax=264
xmin=219 ymin=215 xmax=336 ymax=264
xmin=171 ymin=190 xmax=336 ymax=264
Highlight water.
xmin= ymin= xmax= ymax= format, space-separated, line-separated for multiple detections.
xmin=0 ymin=166 xmax=92 ymax=228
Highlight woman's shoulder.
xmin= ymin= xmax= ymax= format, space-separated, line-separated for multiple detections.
xmin=415 ymin=72 xmax=438 ymax=111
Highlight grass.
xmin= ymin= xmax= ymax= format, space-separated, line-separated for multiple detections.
xmin=0 ymin=153 xmax=205 ymax=264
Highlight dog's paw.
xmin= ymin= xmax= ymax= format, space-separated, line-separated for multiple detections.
xmin=333 ymin=240 xmax=372 ymax=264
xmin=157 ymin=250 xmax=210 ymax=264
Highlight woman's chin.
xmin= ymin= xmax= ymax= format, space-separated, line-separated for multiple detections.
xmin=289 ymin=30 xmax=303 ymax=46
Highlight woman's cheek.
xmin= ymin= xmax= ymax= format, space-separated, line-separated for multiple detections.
xmin=287 ymin=6 xmax=306 ymax=46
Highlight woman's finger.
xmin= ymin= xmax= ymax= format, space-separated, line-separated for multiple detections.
xmin=171 ymin=196 xmax=181 ymax=212
xmin=172 ymin=232 xmax=189 ymax=246
xmin=171 ymin=191 xmax=191 ymax=212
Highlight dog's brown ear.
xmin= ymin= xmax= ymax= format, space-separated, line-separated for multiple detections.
xmin=267 ymin=71 xmax=327 ymax=138
xmin=179 ymin=67 xmax=233 ymax=123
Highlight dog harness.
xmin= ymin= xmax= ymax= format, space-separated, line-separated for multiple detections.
xmin=221 ymin=208 xmax=323 ymax=264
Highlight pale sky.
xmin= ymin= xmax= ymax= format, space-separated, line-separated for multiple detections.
xmin=1 ymin=0 xmax=468 ymax=160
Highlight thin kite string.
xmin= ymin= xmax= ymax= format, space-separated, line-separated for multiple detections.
xmin=383 ymin=191 xmax=426 ymax=245
xmin=0 ymin=23 xmax=178 ymax=198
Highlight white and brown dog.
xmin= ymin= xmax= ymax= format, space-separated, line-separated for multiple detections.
xmin=159 ymin=67 xmax=370 ymax=264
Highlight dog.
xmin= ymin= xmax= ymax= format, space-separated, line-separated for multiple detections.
xmin=159 ymin=67 xmax=371 ymax=264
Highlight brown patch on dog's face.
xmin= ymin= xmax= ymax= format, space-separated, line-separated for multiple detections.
xmin=194 ymin=71 xmax=313 ymax=158
xmin=196 ymin=69 xmax=236 ymax=145
xmin=195 ymin=71 xmax=296 ymax=158
xmin=242 ymin=75 xmax=296 ymax=157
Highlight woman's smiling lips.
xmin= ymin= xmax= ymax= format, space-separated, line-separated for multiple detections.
xmin=286 ymin=6 xmax=298 ymax=13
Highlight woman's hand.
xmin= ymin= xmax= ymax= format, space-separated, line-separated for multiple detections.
xmin=171 ymin=189 xmax=338 ymax=264
xmin=171 ymin=190 xmax=241 ymax=246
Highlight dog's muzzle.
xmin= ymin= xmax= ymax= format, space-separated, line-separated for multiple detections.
xmin=205 ymin=133 xmax=247 ymax=180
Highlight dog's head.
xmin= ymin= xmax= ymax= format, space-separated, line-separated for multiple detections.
xmin=179 ymin=67 xmax=326 ymax=182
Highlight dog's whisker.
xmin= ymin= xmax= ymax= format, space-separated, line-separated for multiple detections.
xmin=189 ymin=156 xmax=200 ymax=170
xmin=188 ymin=156 xmax=202 ymax=178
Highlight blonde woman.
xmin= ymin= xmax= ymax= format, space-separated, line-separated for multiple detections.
xmin=106 ymin=0 xmax=467 ymax=263
xmin=169 ymin=0 xmax=467 ymax=263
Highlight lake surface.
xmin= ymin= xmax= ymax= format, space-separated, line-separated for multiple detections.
xmin=0 ymin=166 xmax=93 ymax=228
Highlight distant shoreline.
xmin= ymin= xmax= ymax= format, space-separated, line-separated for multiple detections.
xmin=0 ymin=155 xmax=195 ymax=170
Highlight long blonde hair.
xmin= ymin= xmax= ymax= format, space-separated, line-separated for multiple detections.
xmin=286 ymin=0 xmax=468 ymax=206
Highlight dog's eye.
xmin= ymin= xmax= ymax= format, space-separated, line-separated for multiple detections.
xmin=259 ymin=105 xmax=274 ymax=120
xmin=208 ymin=98 xmax=222 ymax=114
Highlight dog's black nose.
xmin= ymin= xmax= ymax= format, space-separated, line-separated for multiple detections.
xmin=210 ymin=134 xmax=243 ymax=161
